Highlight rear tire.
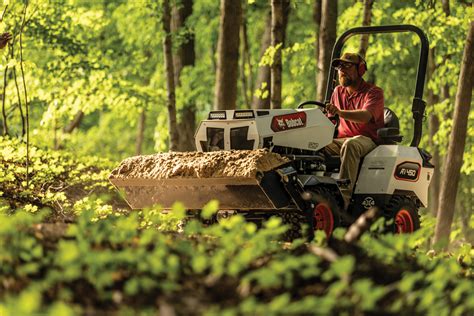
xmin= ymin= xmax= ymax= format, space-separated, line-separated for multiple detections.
xmin=309 ymin=186 xmax=342 ymax=237
xmin=384 ymin=196 xmax=420 ymax=233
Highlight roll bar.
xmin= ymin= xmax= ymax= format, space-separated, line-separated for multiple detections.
xmin=324 ymin=25 xmax=429 ymax=147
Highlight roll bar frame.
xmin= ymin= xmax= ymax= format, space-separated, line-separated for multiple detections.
xmin=324 ymin=25 xmax=429 ymax=147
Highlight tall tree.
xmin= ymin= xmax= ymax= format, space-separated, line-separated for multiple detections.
xmin=433 ymin=21 xmax=474 ymax=246
xmin=270 ymin=0 xmax=283 ymax=109
xmin=63 ymin=110 xmax=84 ymax=134
xmin=135 ymin=110 xmax=146 ymax=155
xmin=316 ymin=0 xmax=337 ymax=102
xmin=252 ymin=11 xmax=272 ymax=109
xmin=430 ymin=1 xmax=452 ymax=215
xmin=1 ymin=64 xmax=8 ymax=135
xmin=313 ymin=0 xmax=322 ymax=95
xmin=240 ymin=6 xmax=253 ymax=109
xmin=270 ymin=0 xmax=290 ymax=109
xmin=214 ymin=0 xmax=242 ymax=110
xmin=427 ymin=48 xmax=441 ymax=215
xmin=358 ymin=0 xmax=373 ymax=58
xmin=441 ymin=0 xmax=450 ymax=16
xmin=162 ymin=0 xmax=179 ymax=151
xmin=0 ymin=5 xmax=9 ymax=136
xmin=172 ymin=0 xmax=196 ymax=151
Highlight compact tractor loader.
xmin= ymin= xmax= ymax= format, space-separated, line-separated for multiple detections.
xmin=110 ymin=25 xmax=434 ymax=238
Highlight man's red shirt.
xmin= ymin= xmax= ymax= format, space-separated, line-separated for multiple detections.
xmin=330 ymin=80 xmax=384 ymax=141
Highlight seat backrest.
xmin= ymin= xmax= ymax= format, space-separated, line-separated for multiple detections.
xmin=384 ymin=107 xmax=400 ymax=129
xmin=377 ymin=107 xmax=403 ymax=144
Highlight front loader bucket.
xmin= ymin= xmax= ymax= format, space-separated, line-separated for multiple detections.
xmin=109 ymin=150 xmax=292 ymax=210
xmin=110 ymin=175 xmax=283 ymax=210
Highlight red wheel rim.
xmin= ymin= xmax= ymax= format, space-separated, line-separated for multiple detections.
xmin=395 ymin=209 xmax=414 ymax=233
xmin=313 ymin=203 xmax=334 ymax=236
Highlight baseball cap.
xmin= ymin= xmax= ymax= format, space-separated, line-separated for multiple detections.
xmin=331 ymin=52 xmax=365 ymax=68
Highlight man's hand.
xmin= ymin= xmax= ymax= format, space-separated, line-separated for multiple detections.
xmin=325 ymin=103 xmax=373 ymax=123
xmin=325 ymin=103 xmax=340 ymax=116
xmin=0 ymin=32 xmax=12 ymax=49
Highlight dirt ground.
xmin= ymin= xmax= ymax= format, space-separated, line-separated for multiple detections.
xmin=109 ymin=149 xmax=290 ymax=179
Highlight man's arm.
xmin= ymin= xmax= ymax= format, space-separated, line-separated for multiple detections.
xmin=325 ymin=103 xmax=373 ymax=123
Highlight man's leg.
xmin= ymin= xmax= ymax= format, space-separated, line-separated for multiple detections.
xmin=325 ymin=138 xmax=347 ymax=155
xmin=339 ymin=136 xmax=377 ymax=209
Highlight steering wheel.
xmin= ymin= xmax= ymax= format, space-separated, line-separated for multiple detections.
xmin=297 ymin=100 xmax=326 ymax=109
xmin=297 ymin=100 xmax=340 ymax=132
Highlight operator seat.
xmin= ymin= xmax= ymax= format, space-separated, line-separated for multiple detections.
xmin=377 ymin=107 xmax=403 ymax=144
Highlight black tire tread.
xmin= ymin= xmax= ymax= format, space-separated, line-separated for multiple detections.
xmin=280 ymin=210 xmax=307 ymax=241
xmin=383 ymin=195 xmax=420 ymax=233
xmin=310 ymin=186 xmax=343 ymax=230
xmin=280 ymin=185 xmax=343 ymax=241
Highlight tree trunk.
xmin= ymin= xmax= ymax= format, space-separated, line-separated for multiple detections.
xmin=178 ymin=106 xmax=195 ymax=151
xmin=313 ymin=0 xmax=322 ymax=95
xmin=432 ymin=0 xmax=452 ymax=213
xmin=441 ymin=0 xmax=450 ymax=16
xmin=271 ymin=0 xmax=283 ymax=109
xmin=252 ymin=11 xmax=272 ymax=110
xmin=2 ymin=63 xmax=8 ymax=136
xmin=240 ymin=7 xmax=251 ymax=108
xmin=162 ymin=0 xmax=179 ymax=151
xmin=316 ymin=0 xmax=337 ymax=102
xmin=427 ymin=48 xmax=441 ymax=216
xmin=214 ymin=0 xmax=242 ymax=110
xmin=270 ymin=0 xmax=290 ymax=109
xmin=460 ymin=176 xmax=474 ymax=244
xmin=135 ymin=110 xmax=146 ymax=155
xmin=172 ymin=0 xmax=196 ymax=151
xmin=63 ymin=110 xmax=84 ymax=134
xmin=358 ymin=0 xmax=373 ymax=59
xmin=440 ymin=0 xmax=451 ymax=114
xmin=433 ymin=21 xmax=474 ymax=247
xmin=171 ymin=0 xmax=195 ymax=83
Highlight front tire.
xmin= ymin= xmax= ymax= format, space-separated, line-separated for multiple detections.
xmin=310 ymin=186 xmax=343 ymax=237
xmin=384 ymin=196 xmax=420 ymax=233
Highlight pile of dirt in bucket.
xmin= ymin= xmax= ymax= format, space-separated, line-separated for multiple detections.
xmin=109 ymin=149 xmax=290 ymax=180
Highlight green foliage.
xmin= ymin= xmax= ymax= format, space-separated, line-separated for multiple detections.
xmin=1 ymin=198 xmax=472 ymax=314
xmin=0 ymin=142 xmax=472 ymax=314
xmin=0 ymin=136 xmax=115 ymax=215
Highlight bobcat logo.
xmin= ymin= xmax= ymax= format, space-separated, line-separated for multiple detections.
xmin=276 ymin=118 xmax=286 ymax=129
xmin=271 ymin=112 xmax=307 ymax=132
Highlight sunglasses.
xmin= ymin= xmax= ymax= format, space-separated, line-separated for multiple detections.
xmin=335 ymin=62 xmax=356 ymax=70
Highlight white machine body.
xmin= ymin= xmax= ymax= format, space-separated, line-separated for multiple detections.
xmin=195 ymin=108 xmax=334 ymax=152
xmin=355 ymin=145 xmax=432 ymax=207
xmin=194 ymin=108 xmax=432 ymax=209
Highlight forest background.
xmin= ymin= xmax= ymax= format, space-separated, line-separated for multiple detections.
xmin=0 ymin=0 xmax=473 ymax=314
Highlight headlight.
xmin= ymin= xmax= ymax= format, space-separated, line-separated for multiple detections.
xmin=208 ymin=111 xmax=226 ymax=120
xmin=233 ymin=110 xmax=255 ymax=119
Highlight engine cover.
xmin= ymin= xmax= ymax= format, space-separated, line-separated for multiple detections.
xmin=354 ymin=145 xmax=433 ymax=207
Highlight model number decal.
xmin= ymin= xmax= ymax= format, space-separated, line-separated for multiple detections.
xmin=271 ymin=112 xmax=307 ymax=132
xmin=394 ymin=161 xmax=421 ymax=182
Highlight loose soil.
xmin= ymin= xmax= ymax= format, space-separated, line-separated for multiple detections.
xmin=109 ymin=149 xmax=290 ymax=180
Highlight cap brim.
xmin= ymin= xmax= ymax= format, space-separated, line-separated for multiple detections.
xmin=331 ymin=58 xmax=357 ymax=68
